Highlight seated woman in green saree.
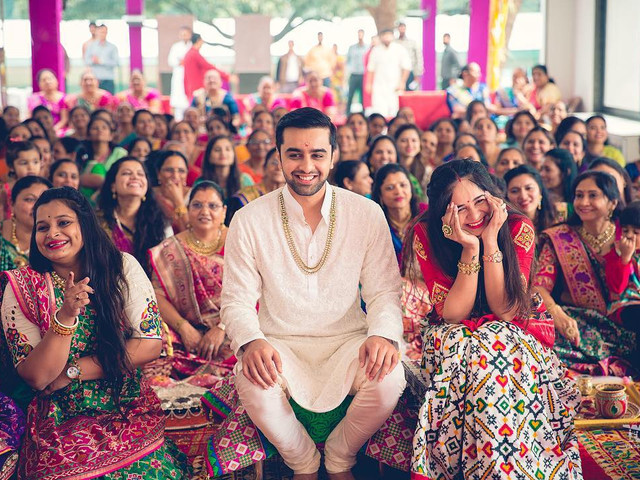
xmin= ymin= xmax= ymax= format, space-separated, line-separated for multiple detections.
xmin=0 ymin=187 xmax=188 ymax=479
xmin=534 ymin=171 xmax=638 ymax=376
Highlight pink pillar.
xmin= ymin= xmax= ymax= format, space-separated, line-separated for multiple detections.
xmin=29 ymin=0 xmax=65 ymax=92
xmin=467 ymin=0 xmax=490 ymax=82
xmin=421 ymin=0 xmax=437 ymax=90
xmin=127 ymin=0 xmax=144 ymax=72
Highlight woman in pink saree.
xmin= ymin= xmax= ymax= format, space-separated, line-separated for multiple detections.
xmin=148 ymin=181 xmax=234 ymax=387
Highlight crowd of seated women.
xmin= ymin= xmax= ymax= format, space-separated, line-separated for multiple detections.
xmin=0 ymin=61 xmax=637 ymax=479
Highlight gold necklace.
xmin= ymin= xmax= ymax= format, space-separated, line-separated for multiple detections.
xmin=578 ymin=222 xmax=615 ymax=254
xmin=279 ymin=189 xmax=336 ymax=275
xmin=11 ymin=218 xmax=28 ymax=267
xmin=388 ymin=210 xmax=412 ymax=241
xmin=186 ymin=227 xmax=223 ymax=256
xmin=50 ymin=270 xmax=66 ymax=291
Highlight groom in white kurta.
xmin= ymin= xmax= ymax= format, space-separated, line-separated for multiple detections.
xmin=221 ymin=107 xmax=405 ymax=479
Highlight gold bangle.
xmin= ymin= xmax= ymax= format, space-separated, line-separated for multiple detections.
xmin=51 ymin=309 xmax=78 ymax=336
xmin=216 ymin=321 xmax=226 ymax=332
xmin=174 ymin=205 xmax=187 ymax=218
xmin=457 ymin=260 xmax=481 ymax=275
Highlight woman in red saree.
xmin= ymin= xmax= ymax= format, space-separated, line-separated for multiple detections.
xmin=0 ymin=187 xmax=187 ymax=479
xmin=148 ymin=181 xmax=235 ymax=387
xmin=408 ymin=160 xmax=581 ymax=479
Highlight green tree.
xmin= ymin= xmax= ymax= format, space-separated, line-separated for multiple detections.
xmin=57 ymin=0 xmax=418 ymax=48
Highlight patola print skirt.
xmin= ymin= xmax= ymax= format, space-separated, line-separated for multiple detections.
xmin=411 ymin=321 xmax=583 ymax=480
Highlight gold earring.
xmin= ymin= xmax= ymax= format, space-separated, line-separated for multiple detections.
xmin=112 ymin=192 xmax=117 ymax=200
xmin=142 ymin=195 xmax=146 ymax=202
xmin=537 ymin=201 xmax=542 ymax=211
xmin=608 ymin=209 xmax=613 ymax=219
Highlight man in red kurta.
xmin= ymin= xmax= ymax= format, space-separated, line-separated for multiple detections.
xmin=183 ymin=33 xmax=230 ymax=101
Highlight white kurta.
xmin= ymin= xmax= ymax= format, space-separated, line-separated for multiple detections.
xmin=367 ymin=43 xmax=411 ymax=117
xmin=221 ymin=183 xmax=403 ymax=412
xmin=168 ymin=40 xmax=192 ymax=110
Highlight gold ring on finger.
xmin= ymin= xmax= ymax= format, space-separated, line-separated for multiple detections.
xmin=442 ymin=224 xmax=453 ymax=237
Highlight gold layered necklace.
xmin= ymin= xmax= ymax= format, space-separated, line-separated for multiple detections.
xmin=578 ymin=222 xmax=615 ymax=254
xmin=279 ymin=189 xmax=336 ymax=275
xmin=11 ymin=218 xmax=28 ymax=267
xmin=50 ymin=270 xmax=66 ymax=291
xmin=186 ymin=227 xmax=224 ymax=256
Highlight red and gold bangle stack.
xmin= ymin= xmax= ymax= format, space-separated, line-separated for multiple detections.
xmin=51 ymin=309 xmax=79 ymax=336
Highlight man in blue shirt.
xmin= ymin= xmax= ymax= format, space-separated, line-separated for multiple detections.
xmin=345 ymin=29 xmax=368 ymax=115
xmin=446 ymin=62 xmax=495 ymax=120
xmin=84 ymin=24 xmax=119 ymax=94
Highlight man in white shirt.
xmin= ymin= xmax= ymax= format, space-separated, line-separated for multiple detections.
xmin=167 ymin=26 xmax=192 ymax=120
xmin=222 ymin=107 xmax=405 ymax=480
xmin=366 ymin=29 xmax=411 ymax=117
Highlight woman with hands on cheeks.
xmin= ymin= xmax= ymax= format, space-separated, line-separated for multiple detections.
xmin=408 ymin=160 xmax=581 ymax=480
xmin=153 ymin=150 xmax=190 ymax=232
xmin=0 ymin=187 xmax=188 ymax=478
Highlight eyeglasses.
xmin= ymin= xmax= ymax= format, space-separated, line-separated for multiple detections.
xmin=190 ymin=202 xmax=224 ymax=211
xmin=248 ymin=139 xmax=272 ymax=146
xmin=161 ymin=167 xmax=187 ymax=175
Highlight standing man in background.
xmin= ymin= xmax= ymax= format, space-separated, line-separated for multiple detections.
xmin=366 ymin=29 xmax=410 ymax=117
xmin=395 ymin=22 xmax=422 ymax=91
xmin=276 ymin=40 xmax=303 ymax=94
xmin=305 ymin=32 xmax=336 ymax=87
xmin=82 ymin=22 xmax=97 ymax=58
xmin=84 ymin=24 xmax=119 ymax=94
xmin=183 ymin=33 xmax=230 ymax=101
xmin=168 ymin=26 xmax=192 ymax=120
xmin=441 ymin=33 xmax=461 ymax=90
xmin=345 ymin=29 xmax=368 ymax=114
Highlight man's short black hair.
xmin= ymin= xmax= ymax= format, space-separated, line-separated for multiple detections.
xmin=191 ymin=33 xmax=202 ymax=44
xmin=275 ymin=107 xmax=337 ymax=154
